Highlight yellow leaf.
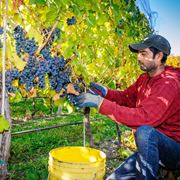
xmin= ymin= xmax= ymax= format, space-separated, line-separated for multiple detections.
xmin=54 ymin=98 xmax=65 ymax=107
xmin=50 ymin=90 xmax=56 ymax=97
xmin=27 ymin=88 xmax=37 ymax=98
xmin=19 ymin=85 xmax=27 ymax=97
xmin=64 ymin=101 xmax=74 ymax=114
xmin=12 ymin=80 xmax=18 ymax=87
xmin=9 ymin=90 xmax=22 ymax=103
xmin=66 ymin=103 xmax=74 ymax=114
xmin=119 ymin=147 xmax=133 ymax=159
xmin=0 ymin=115 xmax=10 ymax=133
xmin=27 ymin=26 xmax=43 ymax=45
xmin=90 ymin=108 xmax=97 ymax=116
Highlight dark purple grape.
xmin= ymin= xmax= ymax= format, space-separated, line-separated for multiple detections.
xmin=0 ymin=27 xmax=3 ymax=34
xmin=0 ymin=40 xmax=2 ymax=48
xmin=67 ymin=16 xmax=77 ymax=26
xmin=5 ymin=69 xmax=19 ymax=93
xmin=14 ymin=25 xmax=38 ymax=57
xmin=9 ymin=25 xmax=78 ymax=98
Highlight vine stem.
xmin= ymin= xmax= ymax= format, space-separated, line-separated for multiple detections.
xmin=38 ymin=17 xmax=60 ymax=53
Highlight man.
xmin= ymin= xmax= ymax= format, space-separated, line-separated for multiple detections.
xmin=74 ymin=34 xmax=180 ymax=179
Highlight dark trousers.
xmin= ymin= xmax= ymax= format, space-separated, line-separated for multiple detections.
xmin=106 ymin=126 xmax=180 ymax=180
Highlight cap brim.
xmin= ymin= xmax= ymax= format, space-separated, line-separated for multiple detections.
xmin=129 ymin=43 xmax=148 ymax=53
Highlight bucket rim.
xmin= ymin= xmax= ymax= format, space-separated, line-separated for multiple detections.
xmin=49 ymin=146 xmax=106 ymax=165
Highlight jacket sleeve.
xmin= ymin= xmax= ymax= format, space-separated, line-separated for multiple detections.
xmin=104 ymin=80 xmax=138 ymax=107
xmin=99 ymin=80 xmax=178 ymax=128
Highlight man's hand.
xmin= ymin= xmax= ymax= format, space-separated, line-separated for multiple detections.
xmin=74 ymin=93 xmax=104 ymax=108
xmin=0 ymin=116 xmax=10 ymax=133
xmin=89 ymin=83 xmax=107 ymax=97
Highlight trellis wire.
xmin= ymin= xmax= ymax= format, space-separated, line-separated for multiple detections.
xmin=11 ymin=118 xmax=101 ymax=136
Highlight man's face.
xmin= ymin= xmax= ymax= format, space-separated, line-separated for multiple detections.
xmin=137 ymin=48 xmax=158 ymax=72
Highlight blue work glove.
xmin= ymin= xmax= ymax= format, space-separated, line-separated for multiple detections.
xmin=89 ymin=82 xmax=107 ymax=97
xmin=74 ymin=93 xmax=104 ymax=108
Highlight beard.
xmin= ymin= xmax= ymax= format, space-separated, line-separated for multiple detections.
xmin=138 ymin=61 xmax=157 ymax=72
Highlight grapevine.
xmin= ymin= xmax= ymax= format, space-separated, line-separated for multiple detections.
xmin=6 ymin=25 xmax=83 ymax=104
xmin=1 ymin=0 xmax=153 ymax=108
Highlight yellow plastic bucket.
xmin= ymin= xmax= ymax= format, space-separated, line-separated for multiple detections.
xmin=48 ymin=146 xmax=106 ymax=180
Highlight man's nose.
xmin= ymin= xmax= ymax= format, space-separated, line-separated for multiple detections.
xmin=137 ymin=54 xmax=142 ymax=62
xmin=137 ymin=53 xmax=141 ymax=59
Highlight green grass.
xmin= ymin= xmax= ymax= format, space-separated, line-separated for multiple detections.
xmin=8 ymin=99 xmax=180 ymax=180
xmin=7 ymin=99 xmax=131 ymax=179
xmin=8 ymin=112 xmax=126 ymax=180
xmin=10 ymin=97 xmax=57 ymax=119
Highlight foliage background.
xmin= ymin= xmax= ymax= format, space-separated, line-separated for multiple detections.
xmin=1 ymin=0 xmax=153 ymax=97
xmin=0 ymin=0 xmax=179 ymax=179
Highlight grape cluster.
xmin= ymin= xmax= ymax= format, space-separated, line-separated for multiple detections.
xmin=67 ymin=16 xmax=77 ymax=26
xmin=23 ymin=38 xmax=38 ymax=55
xmin=0 ymin=27 xmax=3 ymax=48
xmin=45 ymin=54 xmax=70 ymax=93
xmin=39 ymin=28 xmax=71 ymax=93
xmin=35 ymin=59 xmax=47 ymax=89
xmin=5 ymin=69 xmax=19 ymax=93
xmin=13 ymin=26 xmax=25 ymax=56
xmin=7 ymin=25 xmax=83 ymax=105
xmin=40 ymin=46 xmax=51 ymax=59
xmin=14 ymin=25 xmax=38 ymax=57
xmin=19 ymin=55 xmax=38 ymax=91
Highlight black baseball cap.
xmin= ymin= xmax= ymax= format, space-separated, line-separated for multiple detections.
xmin=129 ymin=34 xmax=171 ymax=55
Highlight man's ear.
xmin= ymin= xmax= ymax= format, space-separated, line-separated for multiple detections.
xmin=156 ymin=52 xmax=163 ymax=63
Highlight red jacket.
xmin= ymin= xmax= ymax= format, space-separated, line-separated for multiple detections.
xmin=99 ymin=66 xmax=180 ymax=142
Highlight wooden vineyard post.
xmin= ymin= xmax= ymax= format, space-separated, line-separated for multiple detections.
xmin=50 ymin=97 xmax=53 ymax=115
xmin=0 ymin=94 xmax=11 ymax=179
xmin=1 ymin=0 xmax=10 ymax=178
xmin=83 ymin=107 xmax=94 ymax=147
